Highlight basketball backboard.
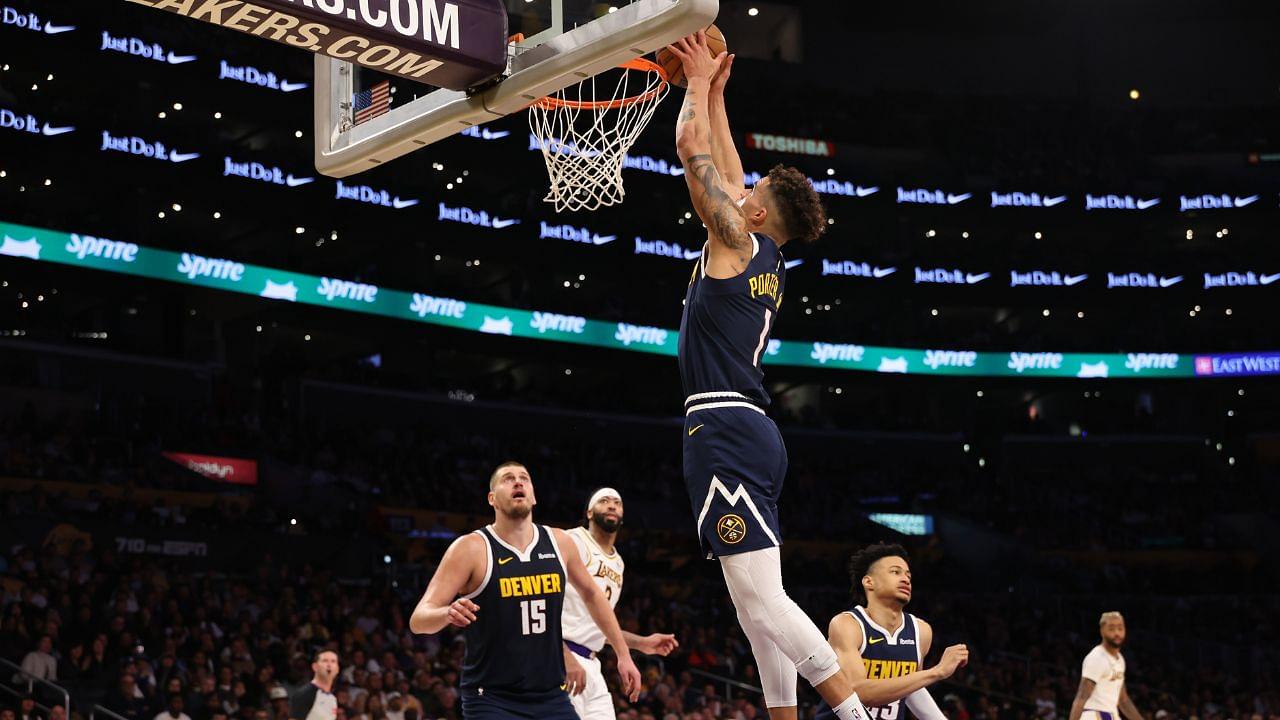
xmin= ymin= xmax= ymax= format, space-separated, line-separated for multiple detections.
xmin=314 ymin=0 xmax=717 ymax=177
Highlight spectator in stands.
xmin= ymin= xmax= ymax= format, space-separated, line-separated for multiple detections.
xmin=106 ymin=674 xmax=151 ymax=720
xmin=20 ymin=636 xmax=57 ymax=681
xmin=16 ymin=694 xmax=43 ymax=720
xmin=155 ymin=695 xmax=193 ymax=720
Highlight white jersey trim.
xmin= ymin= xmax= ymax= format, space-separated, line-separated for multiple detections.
xmin=461 ymin=531 xmax=493 ymax=600
xmin=855 ymin=606 xmax=909 ymax=645
xmin=485 ymin=523 xmax=540 ymax=562
xmin=686 ymin=401 xmax=766 ymax=416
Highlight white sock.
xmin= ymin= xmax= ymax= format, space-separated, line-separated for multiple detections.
xmin=831 ymin=693 xmax=871 ymax=720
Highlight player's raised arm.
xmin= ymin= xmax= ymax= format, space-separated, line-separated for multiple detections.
xmin=669 ymin=33 xmax=753 ymax=269
xmin=409 ymin=534 xmax=484 ymax=635
xmin=708 ymin=53 xmax=745 ymax=196
xmin=551 ymin=528 xmax=642 ymax=701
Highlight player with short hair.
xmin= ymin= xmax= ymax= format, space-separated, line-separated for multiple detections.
xmin=1068 ymin=612 xmax=1144 ymax=720
xmin=819 ymin=544 xmax=968 ymax=720
xmin=665 ymin=31 xmax=866 ymax=720
xmin=559 ymin=488 xmax=679 ymax=720
xmin=409 ymin=462 xmax=641 ymax=720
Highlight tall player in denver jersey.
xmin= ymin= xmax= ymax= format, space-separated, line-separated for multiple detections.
xmin=560 ymin=488 xmax=679 ymax=720
xmin=409 ymin=462 xmax=641 ymax=720
xmin=818 ymin=544 xmax=968 ymax=720
xmin=1068 ymin=612 xmax=1145 ymax=720
xmin=666 ymin=32 xmax=869 ymax=720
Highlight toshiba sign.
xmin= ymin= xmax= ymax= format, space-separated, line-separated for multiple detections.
xmin=745 ymin=133 xmax=834 ymax=158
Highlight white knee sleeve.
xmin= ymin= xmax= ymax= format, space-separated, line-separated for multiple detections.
xmin=733 ymin=605 xmax=798 ymax=707
xmin=720 ymin=547 xmax=843 ymax=689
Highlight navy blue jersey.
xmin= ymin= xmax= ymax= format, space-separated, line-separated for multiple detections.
xmin=460 ymin=525 xmax=568 ymax=702
xmin=817 ymin=607 xmax=925 ymax=720
xmin=678 ymin=234 xmax=786 ymax=406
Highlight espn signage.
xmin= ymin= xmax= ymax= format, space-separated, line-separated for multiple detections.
xmin=124 ymin=0 xmax=508 ymax=89
xmin=162 ymin=452 xmax=258 ymax=485
xmin=745 ymin=133 xmax=834 ymax=158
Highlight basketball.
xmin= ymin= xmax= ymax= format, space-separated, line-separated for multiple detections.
xmin=656 ymin=25 xmax=728 ymax=88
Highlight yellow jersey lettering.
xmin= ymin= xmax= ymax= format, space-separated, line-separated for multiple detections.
xmin=862 ymin=659 xmax=918 ymax=680
xmin=499 ymin=573 xmax=563 ymax=598
xmin=748 ymin=272 xmax=780 ymax=303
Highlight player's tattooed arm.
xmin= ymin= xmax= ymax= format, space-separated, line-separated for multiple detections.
xmin=685 ymin=154 xmax=751 ymax=254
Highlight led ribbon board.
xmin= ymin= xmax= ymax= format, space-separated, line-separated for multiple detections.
xmin=2 ymin=219 xmax=1271 ymax=379
xmin=124 ymin=0 xmax=507 ymax=89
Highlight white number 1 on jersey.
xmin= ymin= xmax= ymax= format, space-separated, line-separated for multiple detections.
xmin=520 ymin=599 xmax=547 ymax=635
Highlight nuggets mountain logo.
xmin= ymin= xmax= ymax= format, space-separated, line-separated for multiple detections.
xmin=716 ymin=514 xmax=747 ymax=545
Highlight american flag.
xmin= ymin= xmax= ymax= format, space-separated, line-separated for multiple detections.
xmin=353 ymin=80 xmax=392 ymax=125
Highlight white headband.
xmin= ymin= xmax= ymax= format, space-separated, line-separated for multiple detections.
xmin=586 ymin=487 xmax=622 ymax=510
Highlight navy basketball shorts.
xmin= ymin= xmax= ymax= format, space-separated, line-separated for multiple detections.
xmin=461 ymin=689 xmax=577 ymax=720
xmin=682 ymin=401 xmax=787 ymax=559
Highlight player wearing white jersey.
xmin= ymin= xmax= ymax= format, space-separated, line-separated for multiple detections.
xmin=1068 ymin=612 xmax=1144 ymax=720
xmin=560 ymin=488 xmax=680 ymax=719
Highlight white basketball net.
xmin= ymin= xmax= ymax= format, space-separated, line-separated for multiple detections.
xmin=528 ymin=61 xmax=669 ymax=213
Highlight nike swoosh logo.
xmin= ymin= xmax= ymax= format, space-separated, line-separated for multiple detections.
xmin=1159 ymin=276 xmax=1183 ymax=288
xmin=492 ymin=218 xmax=520 ymax=229
xmin=966 ymin=272 xmax=991 ymax=284
xmin=483 ymin=130 xmax=511 ymax=140
xmin=1234 ymin=195 xmax=1259 ymax=208
xmin=41 ymin=124 xmax=75 ymax=136
xmin=1064 ymin=274 xmax=1088 ymax=286
xmin=280 ymin=81 xmax=309 ymax=93
xmin=867 ymin=638 xmax=884 ymax=645
xmin=1260 ymin=273 xmax=1280 ymax=286
xmin=688 ymin=424 xmax=705 ymax=437
xmin=784 ymin=259 xmax=804 ymax=270
xmin=392 ymin=198 xmax=419 ymax=209
xmin=169 ymin=152 xmax=200 ymax=163
xmin=1043 ymin=195 xmax=1068 ymax=207
xmin=671 ymin=168 xmax=685 ymax=176
xmin=166 ymin=53 xmax=198 ymax=65
xmin=44 ymin=23 xmax=76 ymax=35
xmin=855 ymin=186 xmax=879 ymax=197
xmin=592 ymin=235 xmax=616 ymax=245
xmin=872 ymin=267 xmax=896 ymax=278
xmin=286 ymin=175 xmax=314 ymax=187
xmin=1136 ymin=198 xmax=1160 ymax=210
xmin=683 ymin=249 xmax=704 ymax=260
xmin=497 ymin=557 xmax=513 ymax=565
xmin=947 ymin=193 xmax=972 ymax=204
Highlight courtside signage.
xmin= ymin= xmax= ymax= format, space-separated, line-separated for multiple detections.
xmin=0 ymin=219 xmax=1263 ymax=378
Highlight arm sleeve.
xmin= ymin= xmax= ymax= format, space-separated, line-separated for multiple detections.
xmin=903 ymin=688 xmax=947 ymax=720
xmin=289 ymin=685 xmax=318 ymax=720
xmin=1081 ymin=651 xmax=1105 ymax=683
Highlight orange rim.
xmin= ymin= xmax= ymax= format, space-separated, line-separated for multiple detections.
xmin=532 ymin=58 xmax=669 ymax=111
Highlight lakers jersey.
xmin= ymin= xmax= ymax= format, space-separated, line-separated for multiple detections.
xmin=460 ymin=525 xmax=567 ymax=701
xmin=678 ymin=234 xmax=786 ymax=406
xmin=560 ymin=527 xmax=625 ymax=653
xmin=827 ymin=607 xmax=924 ymax=720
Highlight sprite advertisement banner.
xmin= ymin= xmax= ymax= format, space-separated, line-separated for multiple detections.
xmin=2 ymin=220 xmax=1265 ymax=379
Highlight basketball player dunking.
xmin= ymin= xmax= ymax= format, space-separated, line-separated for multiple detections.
xmin=1068 ymin=612 xmax=1145 ymax=720
xmin=409 ymin=462 xmax=641 ymax=720
xmin=560 ymin=488 xmax=679 ymax=720
xmin=818 ymin=544 xmax=969 ymax=720
xmin=667 ymin=32 xmax=869 ymax=720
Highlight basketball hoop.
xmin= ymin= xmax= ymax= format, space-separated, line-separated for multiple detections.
xmin=528 ymin=58 xmax=670 ymax=213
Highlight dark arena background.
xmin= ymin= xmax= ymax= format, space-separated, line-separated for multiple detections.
xmin=1 ymin=1 xmax=1279 ymax=720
